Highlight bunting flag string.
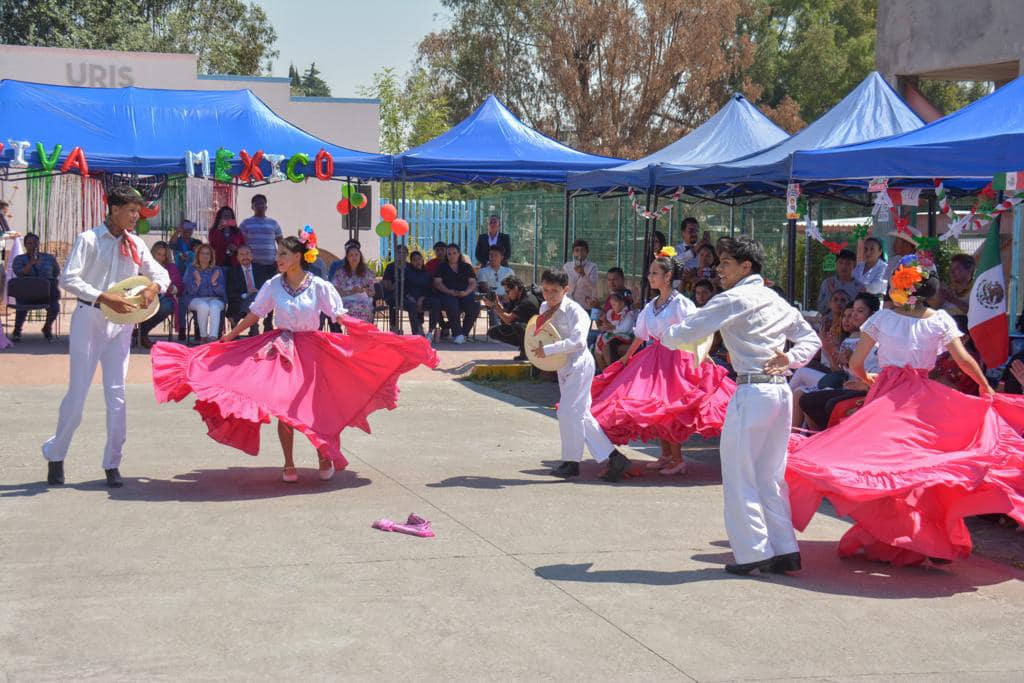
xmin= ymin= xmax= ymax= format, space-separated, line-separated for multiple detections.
xmin=626 ymin=186 xmax=684 ymax=220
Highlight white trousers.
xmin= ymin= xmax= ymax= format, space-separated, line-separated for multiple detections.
xmin=788 ymin=366 xmax=825 ymax=393
xmin=42 ymin=304 xmax=133 ymax=470
xmin=189 ymin=297 xmax=225 ymax=339
xmin=719 ymin=383 xmax=799 ymax=564
xmin=556 ymin=353 xmax=615 ymax=463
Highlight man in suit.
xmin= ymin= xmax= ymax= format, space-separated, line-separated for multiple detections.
xmin=474 ymin=214 xmax=511 ymax=267
xmin=227 ymin=244 xmax=273 ymax=335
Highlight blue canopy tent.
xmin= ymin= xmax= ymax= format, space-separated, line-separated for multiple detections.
xmin=393 ymin=95 xmax=623 ymax=184
xmin=566 ymin=93 xmax=789 ymax=194
xmin=789 ymin=73 xmax=1024 ymax=189
xmin=653 ymin=72 xmax=924 ymax=202
xmin=0 ymin=79 xmax=394 ymax=179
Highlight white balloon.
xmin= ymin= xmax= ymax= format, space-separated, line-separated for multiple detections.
xmin=264 ymin=153 xmax=287 ymax=182
xmin=8 ymin=139 xmax=30 ymax=168
xmin=185 ymin=149 xmax=211 ymax=178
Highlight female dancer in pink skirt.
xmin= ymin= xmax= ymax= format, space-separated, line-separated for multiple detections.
xmin=151 ymin=233 xmax=438 ymax=482
xmin=591 ymin=250 xmax=735 ymax=475
xmin=786 ymin=255 xmax=1024 ymax=565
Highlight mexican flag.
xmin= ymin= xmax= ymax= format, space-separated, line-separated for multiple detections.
xmin=968 ymin=222 xmax=1009 ymax=367
xmin=993 ymin=172 xmax=1024 ymax=192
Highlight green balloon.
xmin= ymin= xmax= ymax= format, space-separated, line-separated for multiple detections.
xmin=375 ymin=221 xmax=392 ymax=238
xmin=136 ymin=218 xmax=151 ymax=235
xmin=342 ymin=184 xmax=357 ymax=200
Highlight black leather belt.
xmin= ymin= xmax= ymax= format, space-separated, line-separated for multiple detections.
xmin=77 ymin=298 xmax=101 ymax=308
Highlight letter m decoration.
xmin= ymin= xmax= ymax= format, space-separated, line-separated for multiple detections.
xmin=185 ymin=150 xmax=210 ymax=178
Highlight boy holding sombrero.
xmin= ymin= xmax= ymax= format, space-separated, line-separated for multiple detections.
xmin=42 ymin=185 xmax=170 ymax=488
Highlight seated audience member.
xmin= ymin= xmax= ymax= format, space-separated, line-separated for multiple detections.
xmin=932 ymin=253 xmax=975 ymax=316
xmin=853 ymin=236 xmax=888 ymax=295
xmin=814 ymin=289 xmax=852 ymax=370
xmin=227 ymin=244 xmax=273 ymax=336
xmin=433 ymin=242 xmax=480 ymax=344
xmin=563 ymin=238 xmax=598 ymax=307
xmin=424 ymin=241 xmax=447 ymax=277
xmin=681 ymin=244 xmax=719 ymax=293
xmin=476 ymin=245 xmax=514 ymax=326
xmin=381 ymin=245 xmax=434 ymax=334
xmin=138 ymin=240 xmax=184 ymax=348
xmin=692 ymin=278 xmax=715 ymax=308
xmin=673 ymin=217 xmax=701 ymax=270
xmin=405 ymin=250 xmax=436 ymax=337
xmin=332 ymin=242 xmax=376 ymax=323
xmin=1001 ymin=352 xmax=1024 ymax=394
xmin=208 ymin=206 xmax=246 ymax=268
xmin=10 ymin=232 xmax=60 ymax=342
xmin=816 ymin=249 xmax=860 ymax=315
xmin=169 ymin=220 xmax=196 ymax=272
xmin=474 ymin=214 xmax=511 ymax=266
xmin=183 ymin=243 xmax=226 ymax=344
xmin=485 ymin=275 xmax=540 ymax=359
xmin=588 ymin=266 xmax=634 ymax=347
xmin=594 ymin=291 xmax=637 ymax=371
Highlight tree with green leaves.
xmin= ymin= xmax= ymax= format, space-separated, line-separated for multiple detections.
xmin=358 ymin=66 xmax=451 ymax=155
xmin=0 ymin=0 xmax=279 ymax=76
xmin=300 ymin=63 xmax=331 ymax=98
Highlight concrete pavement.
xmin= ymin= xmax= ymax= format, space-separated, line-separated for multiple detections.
xmin=2 ymin=354 xmax=1024 ymax=680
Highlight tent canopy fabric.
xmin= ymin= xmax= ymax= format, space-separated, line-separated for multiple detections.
xmin=567 ymin=94 xmax=789 ymax=193
xmin=654 ymin=72 xmax=924 ymax=199
xmin=0 ymin=79 xmax=394 ymax=179
xmin=790 ymin=74 xmax=1024 ymax=185
xmin=395 ymin=95 xmax=624 ymax=184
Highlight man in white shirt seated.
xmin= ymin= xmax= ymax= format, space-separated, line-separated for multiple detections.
xmin=476 ymin=245 xmax=514 ymax=326
xmin=563 ymin=239 xmax=598 ymax=308
xmin=674 ymin=216 xmax=701 ymax=271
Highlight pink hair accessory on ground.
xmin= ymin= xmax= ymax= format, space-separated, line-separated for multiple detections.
xmin=372 ymin=513 xmax=435 ymax=538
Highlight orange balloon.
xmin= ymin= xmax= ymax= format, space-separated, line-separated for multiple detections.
xmin=392 ymin=218 xmax=410 ymax=236
xmin=380 ymin=203 xmax=397 ymax=222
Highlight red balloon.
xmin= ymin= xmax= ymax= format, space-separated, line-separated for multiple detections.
xmin=336 ymin=198 xmax=351 ymax=215
xmin=139 ymin=202 xmax=160 ymax=219
xmin=391 ymin=218 xmax=410 ymax=236
xmin=380 ymin=203 xmax=398 ymax=222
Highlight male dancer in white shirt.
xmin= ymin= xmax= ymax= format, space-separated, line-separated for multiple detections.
xmin=43 ymin=185 xmax=170 ymax=487
xmin=662 ymin=237 xmax=820 ymax=575
xmin=532 ymin=269 xmax=631 ymax=482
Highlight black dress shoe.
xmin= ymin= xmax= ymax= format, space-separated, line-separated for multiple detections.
xmin=600 ymin=451 xmax=631 ymax=483
xmin=550 ymin=461 xmax=580 ymax=478
xmin=47 ymin=461 xmax=64 ymax=485
xmin=725 ymin=558 xmax=775 ymax=575
xmin=105 ymin=468 xmax=124 ymax=488
xmin=769 ymin=552 xmax=802 ymax=573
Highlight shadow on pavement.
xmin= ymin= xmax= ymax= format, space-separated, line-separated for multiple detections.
xmin=534 ymin=540 xmax=1021 ymax=598
xmin=0 ymin=466 xmax=372 ymax=501
xmin=426 ymin=460 xmax=723 ymax=490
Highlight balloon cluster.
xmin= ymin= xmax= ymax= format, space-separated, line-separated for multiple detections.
xmin=336 ymin=184 xmax=368 ymax=215
xmin=299 ymin=224 xmax=319 ymax=263
xmin=376 ymin=203 xmax=409 ymax=238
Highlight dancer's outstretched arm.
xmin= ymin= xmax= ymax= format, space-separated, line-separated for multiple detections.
xmin=221 ymin=313 xmax=259 ymax=342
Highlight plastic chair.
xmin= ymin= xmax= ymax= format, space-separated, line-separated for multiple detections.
xmin=5 ymin=276 xmax=60 ymax=337
xmin=825 ymin=396 xmax=866 ymax=429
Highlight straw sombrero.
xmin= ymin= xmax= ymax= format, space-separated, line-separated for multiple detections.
xmin=524 ymin=314 xmax=567 ymax=371
xmin=98 ymin=275 xmax=160 ymax=325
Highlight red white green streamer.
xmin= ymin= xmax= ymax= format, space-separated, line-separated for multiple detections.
xmin=626 ymin=186 xmax=684 ymax=220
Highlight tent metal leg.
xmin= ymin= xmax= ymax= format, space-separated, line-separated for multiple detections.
xmin=927 ymin=196 xmax=937 ymax=238
xmin=729 ymin=202 xmax=735 ymax=238
xmin=786 ymin=218 xmax=797 ymax=302
xmin=533 ymin=196 xmax=540 ymax=284
xmin=562 ymin=189 xmax=571 ymax=264
xmin=802 ymin=202 xmax=812 ymax=311
xmin=1012 ymin=204 xmax=1023 ymax=333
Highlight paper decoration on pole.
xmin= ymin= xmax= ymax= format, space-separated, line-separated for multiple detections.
xmin=380 ymin=203 xmax=398 ymax=222
xmin=867 ymin=177 xmax=889 ymax=193
xmin=336 ymin=198 xmax=351 ymax=215
xmin=821 ymin=240 xmax=848 ymax=255
xmin=888 ymin=188 xmax=921 ymax=207
xmin=138 ymin=202 xmax=160 ymax=219
xmin=185 ymin=149 xmax=211 ymax=178
xmin=264 ymin=153 xmax=287 ymax=182
xmin=8 ymin=140 xmax=30 ymax=168
xmin=933 ymin=179 xmax=952 ymax=217
xmin=392 ymin=218 xmax=409 ymax=236
xmin=135 ymin=218 xmax=151 ymax=235
xmin=625 ymin=186 xmax=684 ymax=220
xmin=36 ymin=142 xmax=62 ymax=172
xmin=286 ymin=153 xmax=309 ymax=183
xmin=214 ymin=147 xmax=235 ymax=183
xmin=785 ymin=183 xmax=800 ymax=219
xmin=314 ymin=149 xmax=334 ymax=180
xmin=822 ymin=254 xmax=837 ymax=272
xmin=851 ymin=224 xmax=871 ymax=241
xmin=238 ymin=149 xmax=266 ymax=183
xmin=375 ymin=221 xmax=393 ymax=238
xmin=60 ymin=146 xmax=89 ymax=176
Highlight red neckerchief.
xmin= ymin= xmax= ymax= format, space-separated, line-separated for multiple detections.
xmin=107 ymin=219 xmax=141 ymax=266
xmin=533 ymin=302 xmax=559 ymax=335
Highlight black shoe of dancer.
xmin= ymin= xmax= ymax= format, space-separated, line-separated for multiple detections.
xmin=550 ymin=461 xmax=580 ymax=478
xmin=725 ymin=558 xmax=775 ymax=575
xmin=105 ymin=468 xmax=124 ymax=488
xmin=768 ymin=552 xmax=802 ymax=573
xmin=600 ymin=450 xmax=631 ymax=483
xmin=47 ymin=461 xmax=64 ymax=485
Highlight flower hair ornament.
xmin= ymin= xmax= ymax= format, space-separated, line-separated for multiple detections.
xmin=657 ymin=245 xmax=677 ymax=259
xmin=298 ymin=224 xmax=319 ymax=263
xmin=888 ymin=254 xmax=930 ymax=308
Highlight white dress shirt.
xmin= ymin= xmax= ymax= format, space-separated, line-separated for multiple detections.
xmin=249 ymin=274 xmax=347 ymax=332
xmin=476 ymin=264 xmax=513 ymax=296
xmin=674 ymin=244 xmax=700 ymax=271
xmin=60 ymin=224 xmax=170 ymax=302
xmin=563 ymin=259 xmax=599 ymax=306
xmin=852 ymin=259 xmax=888 ymax=295
xmin=662 ymin=274 xmax=820 ymax=374
xmin=540 ymin=297 xmax=590 ymax=363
